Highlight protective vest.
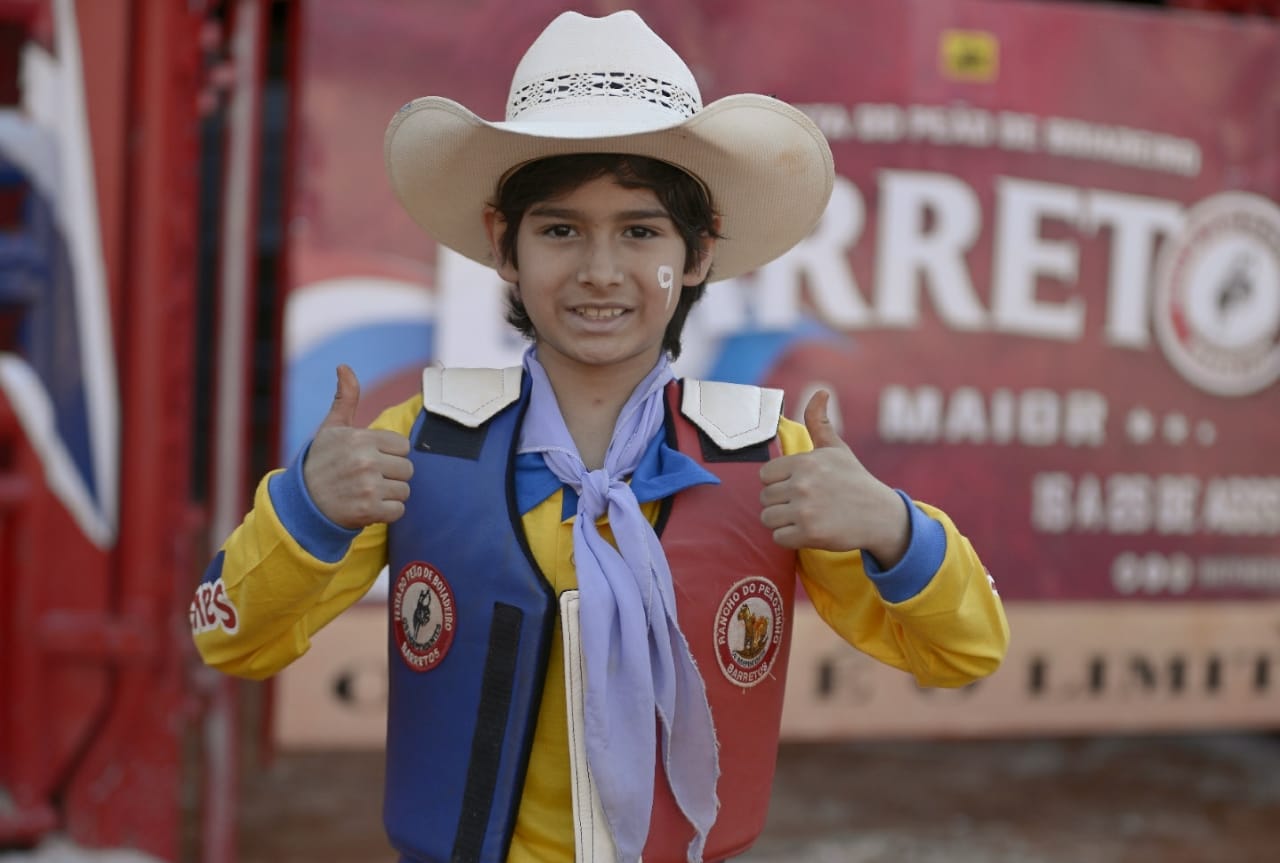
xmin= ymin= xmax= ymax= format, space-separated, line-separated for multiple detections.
xmin=385 ymin=369 xmax=797 ymax=863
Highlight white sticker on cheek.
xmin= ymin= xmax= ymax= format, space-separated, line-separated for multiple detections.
xmin=658 ymin=265 xmax=675 ymax=309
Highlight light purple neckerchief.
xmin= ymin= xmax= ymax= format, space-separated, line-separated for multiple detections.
xmin=517 ymin=348 xmax=720 ymax=863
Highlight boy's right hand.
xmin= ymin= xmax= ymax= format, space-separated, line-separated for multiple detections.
xmin=303 ymin=365 xmax=413 ymax=529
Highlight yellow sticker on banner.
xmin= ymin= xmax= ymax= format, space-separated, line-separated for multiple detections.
xmin=940 ymin=30 xmax=999 ymax=82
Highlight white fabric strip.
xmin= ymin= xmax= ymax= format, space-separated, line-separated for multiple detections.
xmin=560 ymin=590 xmax=633 ymax=863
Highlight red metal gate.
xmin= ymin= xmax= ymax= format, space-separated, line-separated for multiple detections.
xmin=0 ymin=1 xmax=247 ymax=858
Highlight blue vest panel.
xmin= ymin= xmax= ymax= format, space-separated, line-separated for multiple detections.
xmin=384 ymin=376 xmax=556 ymax=863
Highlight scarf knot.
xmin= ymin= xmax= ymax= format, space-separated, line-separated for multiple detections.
xmin=580 ymin=468 xmax=613 ymax=515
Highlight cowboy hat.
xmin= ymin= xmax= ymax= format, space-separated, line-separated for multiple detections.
xmin=384 ymin=9 xmax=834 ymax=283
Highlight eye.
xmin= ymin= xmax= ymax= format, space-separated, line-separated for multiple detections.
xmin=540 ymin=224 xmax=577 ymax=238
xmin=624 ymin=225 xmax=660 ymax=239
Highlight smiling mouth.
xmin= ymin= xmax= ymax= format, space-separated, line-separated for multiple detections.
xmin=573 ymin=307 xmax=628 ymax=320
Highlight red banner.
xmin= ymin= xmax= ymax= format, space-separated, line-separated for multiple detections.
xmin=750 ymin=0 xmax=1280 ymax=604
xmin=276 ymin=0 xmax=1280 ymax=741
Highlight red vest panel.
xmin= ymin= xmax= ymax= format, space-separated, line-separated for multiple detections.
xmin=643 ymin=384 xmax=798 ymax=862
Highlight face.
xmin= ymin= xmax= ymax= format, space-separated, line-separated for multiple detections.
xmin=485 ymin=174 xmax=714 ymax=381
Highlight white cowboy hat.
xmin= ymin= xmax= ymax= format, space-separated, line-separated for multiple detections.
xmin=384 ymin=9 xmax=834 ymax=283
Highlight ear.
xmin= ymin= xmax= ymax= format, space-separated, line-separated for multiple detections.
xmin=683 ymin=216 xmax=720 ymax=286
xmin=483 ymin=206 xmax=519 ymax=283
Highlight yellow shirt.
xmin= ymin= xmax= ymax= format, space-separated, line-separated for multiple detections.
xmin=193 ymin=391 xmax=1009 ymax=862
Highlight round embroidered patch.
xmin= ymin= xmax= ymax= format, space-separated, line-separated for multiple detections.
xmin=714 ymin=577 xmax=784 ymax=688
xmin=392 ymin=561 xmax=456 ymax=672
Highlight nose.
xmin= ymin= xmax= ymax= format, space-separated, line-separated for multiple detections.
xmin=577 ymin=238 xmax=622 ymax=289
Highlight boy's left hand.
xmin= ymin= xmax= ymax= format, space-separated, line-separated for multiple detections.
xmin=759 ymin=390 xmax=910 ymax=565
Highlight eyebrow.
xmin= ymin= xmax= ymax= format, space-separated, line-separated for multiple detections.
xmin=527 ymin=205 xmax=671 ymax=221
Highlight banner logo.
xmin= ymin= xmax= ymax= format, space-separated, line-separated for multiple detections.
xmin=939 ymin=30 xmax=999 ymax=82
xmin=1155 ymin=192 xmax=1280 ymax=396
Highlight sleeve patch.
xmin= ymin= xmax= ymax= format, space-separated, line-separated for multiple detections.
xmin=191 ymin=566 xmax=240 ymax=635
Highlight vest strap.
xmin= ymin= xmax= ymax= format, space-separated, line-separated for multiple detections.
xmin=452 ymin=603 xmax=527 ymax=863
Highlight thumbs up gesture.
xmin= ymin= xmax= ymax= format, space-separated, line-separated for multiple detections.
xmin=759 ymin=390 xmax=909 ymax=565
xmin=302 ymin=365 xmax=414 ymax=529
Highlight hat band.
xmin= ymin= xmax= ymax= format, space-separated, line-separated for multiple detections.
xmin=507 ymin=71 xmax=701 ymax=122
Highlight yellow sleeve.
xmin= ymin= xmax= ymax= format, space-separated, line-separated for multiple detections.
xmin=191 ymin=394 xmax=423 ymax=680
xmin=779 ymin=416 xmax=1010 ymax=688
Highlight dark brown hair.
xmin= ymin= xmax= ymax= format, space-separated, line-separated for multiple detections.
xmin=491 ymin=154 xmax=720 ymax=360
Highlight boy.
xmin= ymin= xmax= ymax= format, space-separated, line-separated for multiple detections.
xmin=193 ymin=10 xmax=1009 ymax=863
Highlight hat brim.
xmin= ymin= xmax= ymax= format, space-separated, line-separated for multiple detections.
xmin=384 ymin=94 xmax=834 ymax=283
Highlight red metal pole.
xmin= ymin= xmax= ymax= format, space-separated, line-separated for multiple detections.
xmin=200 ymin=1 xmax=269 ymax=861
xmin=0 ymin=389 xmax=57 ymax=847
xmin=60 ymin=0 xmax=205 ymax=856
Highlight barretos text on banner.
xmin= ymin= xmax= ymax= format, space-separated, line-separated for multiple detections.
xmin=695 ymin=170 xmax=1276 ymax=398
xmin=439 ymin=162 xmax=1279 ymax=398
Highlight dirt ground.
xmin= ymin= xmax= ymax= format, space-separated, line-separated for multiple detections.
xmin=235 ymin=733 xmax=1280 ymax=863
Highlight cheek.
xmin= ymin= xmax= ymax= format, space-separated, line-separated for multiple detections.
xmin=516 ymin=282 xmax=549 ymax=321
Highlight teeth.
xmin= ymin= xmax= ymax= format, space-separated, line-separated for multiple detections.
xmin=576 ymin=307 xmax=626 ymax=320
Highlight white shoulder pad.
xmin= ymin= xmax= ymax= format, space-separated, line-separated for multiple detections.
xmin=422 ymin=366 xmax=523 ymax=428
xmin=681 ymin=379 xmax=783 ymax=450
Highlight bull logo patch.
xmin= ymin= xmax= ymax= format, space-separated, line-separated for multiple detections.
xmin=392 ymin=561 xmax=456 ymax=672
xmin=714 ymin=577 xmax=784 ymax=688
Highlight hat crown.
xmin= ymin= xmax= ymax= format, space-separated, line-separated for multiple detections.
xmin=385 ymin=10 xmax=835 ymax=284
xmin=505 ymin=11 xmax=704 ymax=124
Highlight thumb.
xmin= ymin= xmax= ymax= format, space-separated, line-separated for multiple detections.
xmin=803 ymin=389 xmax=846 ymax=449
xmin=320 ymin=364 xmax=361 ymax=429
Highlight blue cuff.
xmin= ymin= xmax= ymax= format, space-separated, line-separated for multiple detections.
xmin=267 ymin=442 xmax=361 ymax=564
xmin=860 ymin=489 xmax=946 ymax=603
